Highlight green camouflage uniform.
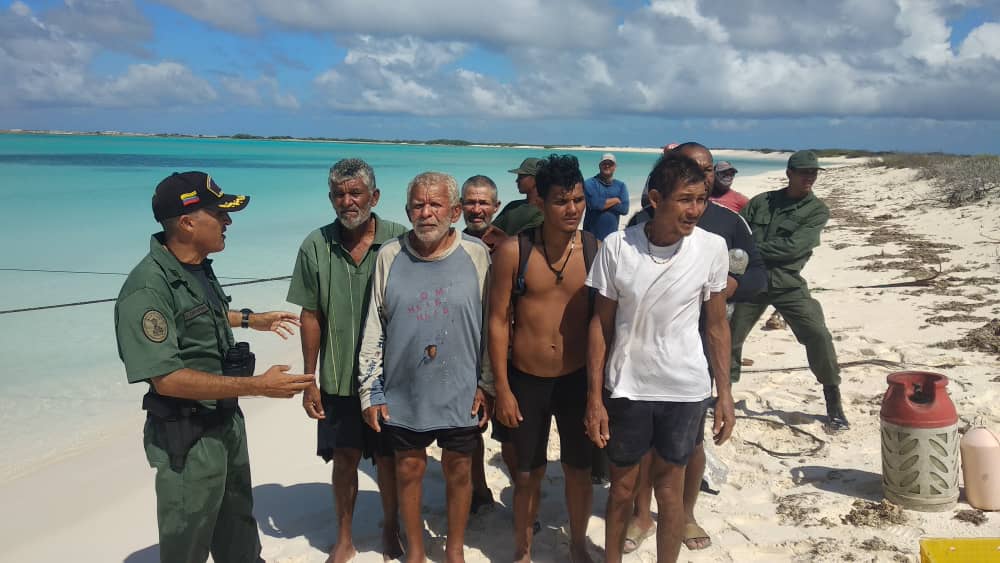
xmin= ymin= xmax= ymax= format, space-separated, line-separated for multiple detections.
xmin=730 ymin=188 xmax=840 ymax=386
xmin=492 ymin=199 xmax=543 ymax=235
xmin=115 ymin=234 xmax=261 ymax=563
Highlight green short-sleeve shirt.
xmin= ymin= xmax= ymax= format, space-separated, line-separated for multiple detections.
xmin=492 ymin=199 xmax=543 ymax=236
xmin=115 ymin=234 xmax=236 ymax=406
xmin=286 ymin=214 xmax=407 ymax=396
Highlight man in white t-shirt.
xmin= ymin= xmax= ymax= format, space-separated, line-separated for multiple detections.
xmin=585 ymin=152 xmax=736 ymax=563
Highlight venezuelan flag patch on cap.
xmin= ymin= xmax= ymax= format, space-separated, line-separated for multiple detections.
xmin=180 ymin=190 xmax=201 ymax=206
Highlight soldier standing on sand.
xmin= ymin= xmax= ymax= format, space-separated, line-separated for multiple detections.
xmin=730 ymin=150 xmax=849 ymax=430
xmin=493 ymin=157 xmax=544 ymax=235
xmin=115 ymin=171 xmax=314 ymax=563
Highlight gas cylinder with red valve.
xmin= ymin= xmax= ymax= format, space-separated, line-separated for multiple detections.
xmin=880 ymin=371 xmax=959 ymax=511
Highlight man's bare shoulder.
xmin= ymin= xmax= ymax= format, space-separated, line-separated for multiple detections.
xmin=492 ymin=234 xmax=522 ymax=268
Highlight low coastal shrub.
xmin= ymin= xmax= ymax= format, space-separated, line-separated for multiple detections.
xmin=870 ymin=153 xmax=1000 ymax=207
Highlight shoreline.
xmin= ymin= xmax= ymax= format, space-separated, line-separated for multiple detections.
xmin=0 ymin=129 xmax=835 ymax=158
xmin=2 ymin=157 xmax=997 ymax=562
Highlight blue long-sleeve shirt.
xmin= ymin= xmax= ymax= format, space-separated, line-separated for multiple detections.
xmin=583 ymin=175 xmax=629 ymax=241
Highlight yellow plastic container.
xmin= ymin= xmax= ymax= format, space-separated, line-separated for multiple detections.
xmin=919 ymin=538 xmax=1000 ymax=562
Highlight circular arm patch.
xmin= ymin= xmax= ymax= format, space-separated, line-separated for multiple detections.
xmin=142 ymin=310 xmax=169 ymax=343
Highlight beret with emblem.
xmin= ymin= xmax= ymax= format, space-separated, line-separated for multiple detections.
xmin=152 ymin=171 xmax=250 ymax=222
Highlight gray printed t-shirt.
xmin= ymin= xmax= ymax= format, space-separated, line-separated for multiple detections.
xmin=358 ymin=231 xmax=494 ymax=432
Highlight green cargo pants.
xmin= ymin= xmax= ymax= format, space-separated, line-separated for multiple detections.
xmin=729 ymin=286 xmax=840 ymax=386
xmin=143 ymin=410 xmax=262 ymax=563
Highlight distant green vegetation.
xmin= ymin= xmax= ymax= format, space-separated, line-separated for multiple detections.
xmin=749 ymin=148 xmax=892 ymax=158
xmin=810 ymin=148 xmax=892 ymax=159
xmin=227 ymin=133 xmax=532 ymax=147
xmin=869 ymin=153 xmax=1000 ymax=207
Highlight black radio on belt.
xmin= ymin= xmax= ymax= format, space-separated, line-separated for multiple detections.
xmin=219 ymin=342 xmax=255 ymax=409
xmin=222 ymin=341 xmax=255 ymax=378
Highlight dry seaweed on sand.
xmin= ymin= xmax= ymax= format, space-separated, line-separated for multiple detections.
xmin=806 ymin=537 xmax=844 ymax=558
xmin=841 ymin=499 xmax=907 ymax=528
xmin=953 ymin=508 xmax=988 ymax=526
xmin=935 ymin=319 xmax=1000 ymax=354
xmin=925 ymin=314 xmax=990 ymax=325
xmin=775 ymin=493 xmax=823 ymax=526
xmin=857 ymin=536 xmax=902 ymax=553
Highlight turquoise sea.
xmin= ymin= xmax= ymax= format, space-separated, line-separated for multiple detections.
xmin=0 ymin=133 xmax=783 ymax=479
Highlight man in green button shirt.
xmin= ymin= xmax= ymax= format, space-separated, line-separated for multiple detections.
xmin=492 ymin=157 xmax=544 ymax=235
xmin=287 ymin=158 xmax=407 ymax=562
xmin=115 ymin=171 xmax=315 ymax=563
xmin=730 ymin=150 xmax=849 ymax=430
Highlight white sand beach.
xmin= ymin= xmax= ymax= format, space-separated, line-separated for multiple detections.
xmin=1 ymin=156 xmax=997 ymax=563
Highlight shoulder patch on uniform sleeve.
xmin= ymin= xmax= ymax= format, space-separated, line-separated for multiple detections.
xmin=142 ymin=310 xmax=169 ymax=343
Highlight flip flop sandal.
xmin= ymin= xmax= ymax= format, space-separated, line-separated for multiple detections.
xmin=623 ymin=521 xmax=655 ymax=553
xmin=683 ymin=522 xmax=711 ymax=550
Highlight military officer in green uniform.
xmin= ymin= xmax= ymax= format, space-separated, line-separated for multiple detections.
xmin=115 ymin=171 xmax=315 ymax=563
xmin=730 ymin=150 xmax=849 ymax=430
xmin=492 ymin=157 xmax=544 ymax=235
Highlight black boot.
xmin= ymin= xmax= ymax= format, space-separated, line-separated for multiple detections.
xmin=823 ymin=385 xmax=850 ymax=431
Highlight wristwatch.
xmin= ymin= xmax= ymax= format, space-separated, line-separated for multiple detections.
xmin=240 ymin=308 xmax=253 ymax=329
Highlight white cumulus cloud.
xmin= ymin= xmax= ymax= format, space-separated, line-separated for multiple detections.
xmin=960 ymin=22 xmax=1000 ymax=59
xmin=95 ymin=62 xmax=217 ymax=107
xmin=158 ymin=0 xmax=611 ymax=48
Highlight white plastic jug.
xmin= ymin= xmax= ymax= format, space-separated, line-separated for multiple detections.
xmin=960 ymin=417 xmax=1000 ymax=511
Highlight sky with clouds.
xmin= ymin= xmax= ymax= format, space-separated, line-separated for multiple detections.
xmin=2 ymin=0 xmax=999 ymax=153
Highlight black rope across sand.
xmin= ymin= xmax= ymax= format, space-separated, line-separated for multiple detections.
xmin=740 ymin=358 xmax=960 ymax=374
xmin=736 ymin=414 xmax=828 ymax=458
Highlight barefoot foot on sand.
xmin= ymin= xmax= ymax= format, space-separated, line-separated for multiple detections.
xmin=570 ymin=543 xmax=595 ymax=563
xmin=382 ymin=526 xmax=404 ymax=561
xmin=326 ymin=541 xmax=357 ymax=563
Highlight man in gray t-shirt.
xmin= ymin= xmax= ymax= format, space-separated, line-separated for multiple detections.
xmin=359 ymin=171 xmax=494 ymax=561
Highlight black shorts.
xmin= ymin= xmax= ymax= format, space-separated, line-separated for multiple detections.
xmin=317 ymin=393 xmax=392 ymax=461
xmin=385 ymin=425 xmax=479 ymax=455
xmin=498 ymin=364 xmax=593 ymax=472
xmin=490 ymin=420 xmax=511 ymax=443
xmin=605 ymin=395 xmax=710 ymax=467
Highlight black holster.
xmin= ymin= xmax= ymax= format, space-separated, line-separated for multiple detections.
xmin=143 ymin=392 xmax=234 ymax=472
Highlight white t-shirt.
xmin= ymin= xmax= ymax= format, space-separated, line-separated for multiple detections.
xmin=586 ymin=224 xmax=728 ymax=402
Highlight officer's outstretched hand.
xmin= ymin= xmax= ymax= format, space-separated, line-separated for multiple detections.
xmin=250 ymin=311 xmax=301 ymax=340
xmin=302 ymin=382 xmax=325 ymax=419
xmin=713 ymin=392 xmax=736 ymax=445
xmin=363 ymin=405 xmax=390 ymax=432
xmin=254 ymin=365 xmax=314 ymax=398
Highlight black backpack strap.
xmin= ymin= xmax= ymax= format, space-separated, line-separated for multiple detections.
xmin=581 ymin=230 xmax=598 ymax=272
xmin=511 ymin=228 xmax=535 ymax=310
xmin=512 ymin=228 xmax=597 ymax=313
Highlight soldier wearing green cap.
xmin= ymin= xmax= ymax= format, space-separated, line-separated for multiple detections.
xmin=114 ymin=171 xmax=315 ymax=563
xmin=492 ymin=157 xmax=545 ymax=235
xmin=730 ymin=151 xmax=849 ymax=430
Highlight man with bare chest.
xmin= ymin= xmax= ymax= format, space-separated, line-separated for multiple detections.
xmin=489 ymin=154 xmax=596 ymax=563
